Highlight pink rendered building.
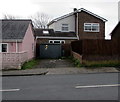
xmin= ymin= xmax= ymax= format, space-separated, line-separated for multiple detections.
xmin=1 ymin=19 xmax=35 ymax=69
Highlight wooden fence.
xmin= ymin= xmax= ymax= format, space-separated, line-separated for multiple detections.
xmin=71 ymin=39 xmax=120 ymax=61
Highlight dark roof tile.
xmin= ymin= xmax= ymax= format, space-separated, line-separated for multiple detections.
xmin=1 ymin=19 xmax=31 ymax=40
xmin=34 ymin=29 xmax=77 ymax=38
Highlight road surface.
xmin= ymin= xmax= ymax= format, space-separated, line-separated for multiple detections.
xmin=2 ymin=73 xmax=120 ymax=100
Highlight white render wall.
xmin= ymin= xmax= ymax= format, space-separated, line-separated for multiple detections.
xmin=49 ymin=15 xmax=75 ymax=32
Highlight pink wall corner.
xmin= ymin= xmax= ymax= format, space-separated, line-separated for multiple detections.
xmin=18 ymin=43 xmax=22 ymax=52
xmin=22 ymin=23 xmax=35 ymax=60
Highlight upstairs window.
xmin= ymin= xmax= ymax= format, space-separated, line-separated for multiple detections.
xmin=62 ymin=24 xmax=69 ymax=32
xmin=0 ymin=43 xmax=8 ymax=52
xmin=84 ymin=23 xmax=99 ymax=32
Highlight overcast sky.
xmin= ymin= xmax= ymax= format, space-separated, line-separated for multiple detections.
xmin=0 ymin=0 xmax=120 ymax=39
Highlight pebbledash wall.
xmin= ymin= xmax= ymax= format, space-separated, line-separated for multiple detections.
xmin=2 ymin=52 xmax=28 ymax=69
xmin=1 ymin=24 xmax=35 ymax=70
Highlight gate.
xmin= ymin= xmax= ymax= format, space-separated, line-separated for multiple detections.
xmin=39 ymin=44 xmax=62 ymax=59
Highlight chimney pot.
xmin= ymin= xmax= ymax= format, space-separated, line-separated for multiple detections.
xmin=74 ymin=8 xmax=77 ymax=12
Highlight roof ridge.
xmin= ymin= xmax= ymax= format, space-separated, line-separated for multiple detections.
xmin=2 ymin=19 xmax=32 ymax=21
xmin=77 ymin=8 xmax=107 ymax=22
xmin=47 ymin=12 xmax=75 ymax=26
xmin=48 ymin=8 xmax=107 ymax=26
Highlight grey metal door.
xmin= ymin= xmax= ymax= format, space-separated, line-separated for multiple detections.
xmin=39 ymin=44 xmax=62 ymax=59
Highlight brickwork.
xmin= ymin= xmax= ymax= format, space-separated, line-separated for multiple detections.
xmin=36 ymin=39 xmax=76 ymax=44
xmin=72 ymin=51 xmax=83 ymax=64
xmin=78 ymin=11 xmax=105 ymax=39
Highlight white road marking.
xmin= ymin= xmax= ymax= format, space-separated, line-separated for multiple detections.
xmin=0 ymin=89 xmax=20 ymax=92
xmin=75 ymin=84 xmax=120 ymax=89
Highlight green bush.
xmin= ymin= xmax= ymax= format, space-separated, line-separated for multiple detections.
xmin=21 ymin=59 xmax=39 ymax=70
xmin=72 ymin=58 xmax=82 ymax=67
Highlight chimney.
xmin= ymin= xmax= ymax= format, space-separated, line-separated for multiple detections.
xmin=118 ymin=1 xmax=120 ymax=21
xmin=74 ymin=8 xmax=77 ymax=12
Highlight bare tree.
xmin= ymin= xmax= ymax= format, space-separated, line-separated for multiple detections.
xmin=31 ymin=13 xmax=51 ymax=29
xmin=3 ymin=14 xmax=16 ymax=19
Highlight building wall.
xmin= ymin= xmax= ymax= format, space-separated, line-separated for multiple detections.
xmin=0 ymin=42 xmax=22 ymax=53
xmin=49 ymin=15 xmax=75 ymax=32
xmin=36 ymin=38 xmax=75 ymax=58
xmin=1 ymin=52 xmax=28 ymax=70
xmin=36 ymin=39 xmax=76 ymax=44
xmin=49 ymin=23 xmax=55 ymax=30
xmin=22 ymin=24 xmax=35 ymax=60
xmin=8 ymin=42 xmax=22 ymax=53
xmin=78 ymin=11 xmax=105 ymax=39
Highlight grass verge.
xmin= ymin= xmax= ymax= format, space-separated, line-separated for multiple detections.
xmin=21 ymin=59 xmax=39 ymax=70
xmin=82 ymin=60 xmax=120 ymax=68
xmin=72 ymin=57 xmax=120 ymax=68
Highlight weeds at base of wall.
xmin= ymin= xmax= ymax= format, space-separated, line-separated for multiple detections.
xmin=72 ymin=57 xmax=120 ymax=68
xmin=71 ymin=57 xmax=83 ymax=67
xmin=82 ymin=60 xmax=120 ymax=68
xmin=21 ymin=59 xmax=39 ymax=70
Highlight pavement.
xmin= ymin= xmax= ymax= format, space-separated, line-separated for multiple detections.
xmin=2 ymin=59 xmax=120 ymax=76
xmin=2 ymin=67 xmax=119 ymax=76
xmin=33 ymin=59 xmax=75 ymax=68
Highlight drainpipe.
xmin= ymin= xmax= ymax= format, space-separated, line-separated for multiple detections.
xmin=76 ymin=12 xmax=79 ymax=40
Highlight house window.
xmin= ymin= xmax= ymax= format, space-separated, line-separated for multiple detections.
xmin=49 ymin=40 xmax=65 ymax=44
xmin=84 ymin=23 xmax=99 ymax=32
xmin=0 ymin=43 xmax=8 ymax=52
xmin=54 ymin=41 xmax=61 ymax=44
xmin=61 ymin=40 xmax=65 ymax=44
xmin=62 ymin=24 xmax=69 ymax=32
xmin=49 ymin=41 xmax=53 ymax=43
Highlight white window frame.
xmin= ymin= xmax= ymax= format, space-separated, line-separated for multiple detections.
xmin=84 ymin=23 xmax=100 ymax=32
xmin=61 ymin=24 xmax=69 ymax=32
xmin=43 ymin=30 xmax=49 ymax=34
xmin=0 ymin=43 xmax=8 ymax=53
xmin=49 ymin=40 xmax=65 ymax=44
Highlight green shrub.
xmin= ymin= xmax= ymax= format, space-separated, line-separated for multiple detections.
xmin=72 ymin=58 xmax=82 ymax=67
xmin=21 ymin=59 xmax=39 ymax=70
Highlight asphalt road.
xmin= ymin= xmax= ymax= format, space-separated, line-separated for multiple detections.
xmin=2 ymin=73 xmax=120 ymax=100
